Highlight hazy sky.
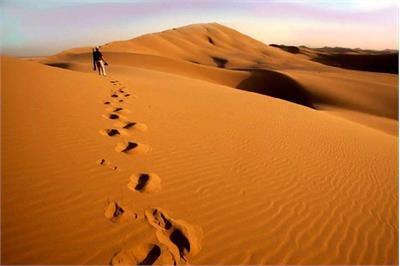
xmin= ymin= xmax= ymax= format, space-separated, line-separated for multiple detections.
xmin=1 ymin=0 xmax=398 ymax=56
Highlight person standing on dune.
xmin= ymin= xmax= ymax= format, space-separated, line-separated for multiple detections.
xmin=92 ymin=46 xmax=107 ymax=76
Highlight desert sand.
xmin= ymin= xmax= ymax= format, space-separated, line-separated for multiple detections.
xmin=2 ymin=23 xmax=398 ymax=265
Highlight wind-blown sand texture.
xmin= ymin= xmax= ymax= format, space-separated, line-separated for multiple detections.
xmin=2 ymin=23 xmax=398 ymax=265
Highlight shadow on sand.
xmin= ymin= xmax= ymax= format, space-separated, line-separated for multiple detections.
xmin=236 ymin=69 xmax=315 ymax=109
xmin=44 ymin=62 xmax=72 ymax=69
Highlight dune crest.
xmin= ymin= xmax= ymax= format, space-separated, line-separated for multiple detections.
xmin=44 ymin=23 xmax=398 ymax=135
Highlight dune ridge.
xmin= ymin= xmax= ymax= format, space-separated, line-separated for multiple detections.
xmin=43 ymin=23 xmax=398 ymax=135
xmin=2 ymin=23 xmax=398 ymax=265
xmin=270 ymin=44 xmax=398 ymax=74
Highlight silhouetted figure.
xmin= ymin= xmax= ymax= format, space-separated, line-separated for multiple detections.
xmin=92 ymin=46 xmax=107 ymax=76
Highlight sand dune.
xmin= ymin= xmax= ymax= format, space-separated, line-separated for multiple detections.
xmin=43 ymin=23 xmax=398 ymax=134
xmin=2 ymin=23 xmax=398 ymax=265
xmin=270 ymin=44 xmax=398 ymax=74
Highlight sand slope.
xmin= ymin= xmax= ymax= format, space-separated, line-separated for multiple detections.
xmin=44 ymin=23 xmax=398 ymax=135
xmin=2 ymin=23 xmax=398 ymax=265
xmin=270 ymin=44 xmax=398 ymax=74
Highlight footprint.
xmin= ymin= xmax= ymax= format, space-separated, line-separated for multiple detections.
xmin=111 ymin=94 xmax=118 ymax=98
xmin=103 ymin=113 xmax=127 ymax=121
xmin=111 ymin=108 xmax=131 ymax=114
xmin=170 ymin=229 xmax=191 ymax=260
xmin=115 ymin=141 xmax=150 ymax=154
xmin=116 ymin=121 xmax=147 ymax=131
xmin=106 ymin=129 xmax=120 ymax=136
xmin=104 ymin=101 xmax=111 ymax=105
xmin=105 ymin=201 xmax=129 ymax=223
xmin=96 ymin=159 xmax=119 ymax=170
xmin=138 ymin=245 xmax=162 ymax=265
xmin=123 ymin=122 xmax=136 ymax=129
xmin=111 ymin=243 xmax=175 ymax=265
xmin=124 ymin=94 xmax=130 ymax=97
xmin=134 ymin=174 xmax=150 ymax=191
xmin=118 ymin=142 xmax=137 ymax=153
xmin=127 ymin=173 xmax=161 ymax=193
xmin=146 ymin=209 xmax=172 ymax=231
xmin=100 ymin=128 xmax=129 ymax=137
xmin=144 ymin=208 xmax=203 ymax=263
xmin=108 ymin=114 xmax=119 ymax=120
xmin=115 ymin=141 xmax=149 ymax=154
xmin=97 ymin=158 xmax=107 ymax=166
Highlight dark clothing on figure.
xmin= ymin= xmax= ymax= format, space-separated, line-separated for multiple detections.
xmin=92 ymin=48 xmax=106 ymax=75
xmin=93 ymin=50 xmax=102 ymax=61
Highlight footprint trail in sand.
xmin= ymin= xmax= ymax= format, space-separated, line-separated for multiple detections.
xmin=96 ymin=78 xmax=203 ymax=265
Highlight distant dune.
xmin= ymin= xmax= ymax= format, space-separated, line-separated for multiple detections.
xmin=270 ymin=44 xmax=398 ymax=74
xmin=2 ymin=23 xmax=398 ymax=265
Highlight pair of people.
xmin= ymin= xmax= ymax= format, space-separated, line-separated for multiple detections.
xmin=92 ymin=46 xmax=108 ymax=76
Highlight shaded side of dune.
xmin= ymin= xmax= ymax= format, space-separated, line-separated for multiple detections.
xmin=312 ymin=53 xmax=399 ymax=74
xmin=269 ymin=44 xmax=301 ymax=54
xmin=236 ymin=69 xmax=315 ymax=108
xmin=44 ymin=62 xmax=72 ymax=70
xmin=270 ymin=44 xmax=398 ymax=74
xmin=42 ymin=52 xmax=316 ymax=109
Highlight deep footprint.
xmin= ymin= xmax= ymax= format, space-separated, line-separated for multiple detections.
xmin=106 ymin=129 xmax=120 ymax=136
xmin=111 ymin=243 xmax=175 ymax=265
xmin=146 ymin=209 xmax=172 ymax=230
xmin=170 ymin=229 xmax=191 ymax=259
xmin=120 ymin=122 xmax=147 ymax=132
xmin=105 ymin=201 xmax=126 ymax=223
xmin=123 ymin=122 xmax=136 ymax=129
xmin=144 ymin=208 xmax=203 ymax=263
xmin=120 ymin=142 xmax=138 ymax=153
xmin=123 ymin=142 xmax=137 ymax=152
xmin=109 ymin=114 xmax=119 ymax=119
xmin=128 ymin=173 xmax=162 ymax=193
xmin=138 ymin=245 xmax=161 ymax=265
xmin=111 ymin=94 xmax=118 ymax=98
xmin=135 ymin=174 xmax=150 ymax=191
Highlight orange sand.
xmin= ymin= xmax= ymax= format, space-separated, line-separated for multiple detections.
xmin=2 ymin=23 xmax=398 ymax=265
